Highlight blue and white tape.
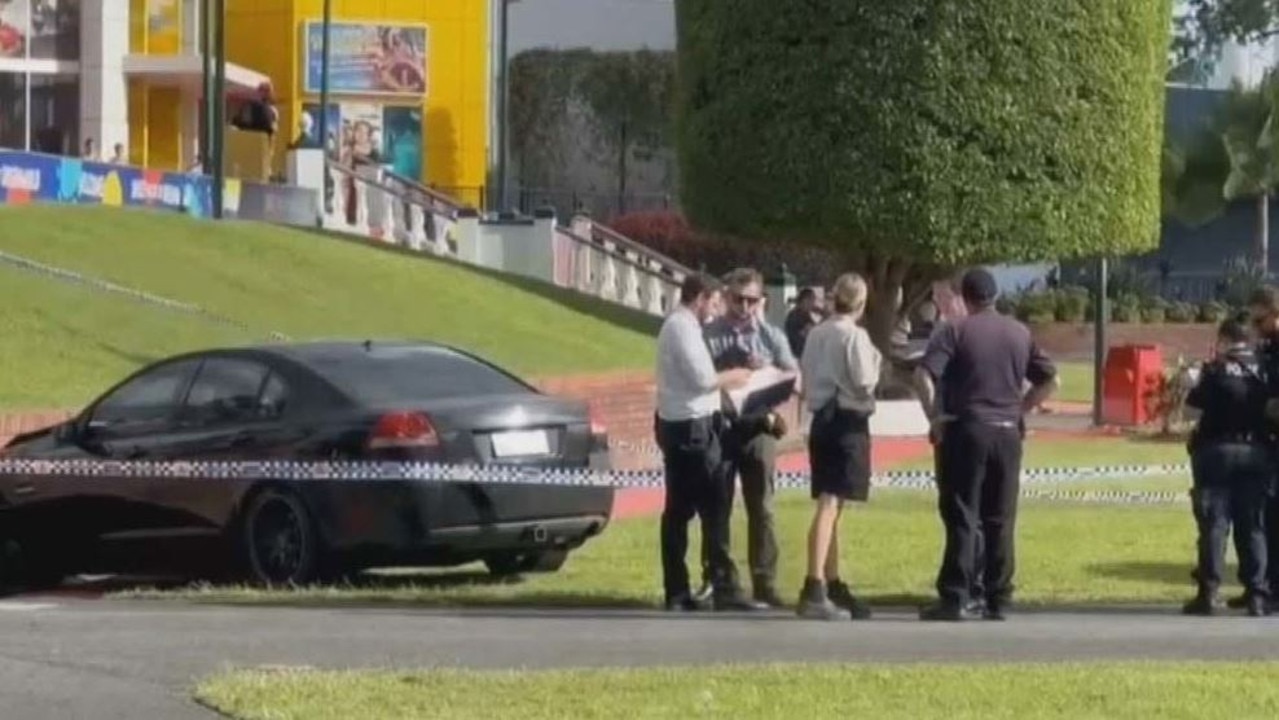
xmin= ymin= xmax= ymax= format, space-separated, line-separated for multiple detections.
xmin=0 ymin=458 xmax=1190 ymax=505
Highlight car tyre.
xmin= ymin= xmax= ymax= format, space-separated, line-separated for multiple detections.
xmin=484 ymin=549 xmax=569 ymax=577
xmin=241 ymin=488 xmax=324 ymax=587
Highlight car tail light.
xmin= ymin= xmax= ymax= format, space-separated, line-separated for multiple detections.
xmin=588 ymin=401 xmax=607 ymax=437
xmin=367 ymin=411 xmax=440 ymax=450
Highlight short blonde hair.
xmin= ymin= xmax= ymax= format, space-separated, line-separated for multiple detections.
xmin=830 ymin=273 xmax=868 ymax=315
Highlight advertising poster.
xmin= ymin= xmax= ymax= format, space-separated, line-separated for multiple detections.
xmin=147 ymin=0 xmax=181 ymax=55
xmin=0 ymin=0 xmax=29 ymax=59
xmin=303 ymin=21 xmax=428 ymax=96
xmin=381 ymin=106 xmax=422 ymax=181
xmin=300 ymin=101 xmax=341 ymax=152
xmin=338 ymin=102 xmax=383 ymax=167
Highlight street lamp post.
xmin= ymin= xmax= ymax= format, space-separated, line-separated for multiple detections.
xmin=210 ymin=0 xmax=227 ymax=219
xmin=494 ymin=0 xmax=518 ymax=213
xmin=1092 ymin=256 xmax=1109 ymax=427
xmin=316 ymin=0 xmax=333 ymax=226
xmin=200 ymin=0 xmax=213 ymax=171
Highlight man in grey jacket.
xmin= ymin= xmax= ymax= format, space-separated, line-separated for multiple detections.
xmin=698 ymin=267 xmax=798 ymax=608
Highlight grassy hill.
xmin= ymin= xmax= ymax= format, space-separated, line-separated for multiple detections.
xmin=0 ymin=205 xmax=659 ymax=409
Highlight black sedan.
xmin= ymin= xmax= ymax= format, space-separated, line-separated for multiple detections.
xmin=0 ymin=340 xmax=614 ymax=590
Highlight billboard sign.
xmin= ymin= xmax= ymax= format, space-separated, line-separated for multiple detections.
xmin=303 ymin=21 xmax=428 ymax=97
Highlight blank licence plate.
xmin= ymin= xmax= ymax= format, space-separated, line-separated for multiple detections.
xmin=490 ymin=430 xmax=550 ymax=458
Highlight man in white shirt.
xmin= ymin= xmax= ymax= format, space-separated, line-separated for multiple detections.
xmin=656 ymin=273 xmax=758 ymax=611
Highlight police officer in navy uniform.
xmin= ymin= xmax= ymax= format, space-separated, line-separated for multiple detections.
xmin=1183 ymin=314 xmax=1272 ymax=616
xmin=1246 ymin=287 xmax=1279 ymax=611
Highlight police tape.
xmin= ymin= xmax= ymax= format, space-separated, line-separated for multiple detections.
xmin=0 ymin=457 xmax=1189 ymax=493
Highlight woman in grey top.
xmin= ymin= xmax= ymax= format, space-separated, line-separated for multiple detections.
xmin=795 ymin=272 xmax=882 ymax=620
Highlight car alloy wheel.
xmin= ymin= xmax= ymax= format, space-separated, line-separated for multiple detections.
xmin=244 ymin=489 xmax=319 ymax=586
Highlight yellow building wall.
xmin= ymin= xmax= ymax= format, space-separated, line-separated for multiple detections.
xmin=128 ymin=0 xmax=188 ymax=171
xmin=225 ymin=0 xmax=490 ymax=207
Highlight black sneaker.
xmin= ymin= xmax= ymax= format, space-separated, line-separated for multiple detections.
xmin=664 ymin=593 xmax=704 ymax=612
xmin=713 ymin=591 xmax=768 ymax=612
xmin=692 ymin=580 xmax=714 ymax=604
xmin=1246 ymin=596 xmax=1271 ymax=618
xmin=1181 ymin=594 xmax=1223 ymax=616
xmin=796 ymin=579 xmax=841 ymax=620
xmin=827 ymin=580 xmax=873 ymax=620
xmin=983 ymin=600 xmax=1007 ymax=621
xmin=919 ymin=601 xmax=980 ymax=622
xmin=753 ymin=585 xmax=787 ymax=609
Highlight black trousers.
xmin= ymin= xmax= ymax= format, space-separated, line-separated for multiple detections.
xmin=934 ymin=421 xmax=1023 ymax=607
xmin=935 ymin=444 xmax=986 ymax=604
xmin=1191 ymin=442 xmax=1271 ymax=598
xmin=697 ymin=424 xmax=780 ymax=592
xmin=656 ymin=415 xmax=739 ymax=600
xmin=1268 ymin=494 xmax=1279 ymax=593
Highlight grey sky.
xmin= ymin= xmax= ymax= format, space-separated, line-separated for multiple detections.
xmin=509 ymin=0 xmax=674 ymax=54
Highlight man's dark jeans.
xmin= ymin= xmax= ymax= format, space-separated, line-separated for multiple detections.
xmin=656 ymin=415 xmax=740 ymax=600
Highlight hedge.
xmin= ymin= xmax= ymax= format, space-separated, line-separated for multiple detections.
xmin=674 ymin=1 xmax=1172 ymax=265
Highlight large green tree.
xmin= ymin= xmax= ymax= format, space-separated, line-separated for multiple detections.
xmin=676 ymin=0 xmax=1172 ymax=344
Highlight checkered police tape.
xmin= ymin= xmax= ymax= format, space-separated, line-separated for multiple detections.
xmin=0 ymin=457 xmax=1188 ymax=493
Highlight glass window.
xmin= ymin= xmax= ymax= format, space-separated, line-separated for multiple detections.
xmin=0 ymin=72 xmax=26 ymax=150
xmin=28 ymin=73 xmax=78 ymax=155
xmin=90 ymin=359 xmax=201 ymax=432
xmin=0 ymin=0 xmax=29 ymax=60
xmin=29 ymin=0 xmax=78 ymax=61
xmin=182 ymin=358 xmax=275 ymax=425
xmin=307 ymin=346 xmax=533 ymax=404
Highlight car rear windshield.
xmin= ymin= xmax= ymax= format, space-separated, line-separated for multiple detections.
xmin=306 ymin=346 xmax=533 ymax=404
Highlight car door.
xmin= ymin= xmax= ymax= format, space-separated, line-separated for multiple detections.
xmin=148 ymin=357 xmax=306 ymax=530
xmin=18 ymin=358 xmax=202 ymax=546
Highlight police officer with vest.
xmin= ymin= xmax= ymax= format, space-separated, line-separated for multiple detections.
xmin=1183 ymin=314 xmax=1272 ymax=616
xmin=1247 ymin=287 xmax=1279 ymax=612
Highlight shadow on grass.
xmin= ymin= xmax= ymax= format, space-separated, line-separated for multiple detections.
xmin=1086 ymin=561 xmax=1199 ymax=586
xmin=295 ymin=226 xmax=663 ymax=339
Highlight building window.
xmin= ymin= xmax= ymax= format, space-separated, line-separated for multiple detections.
xmin=28 ymin=72 xmax=78 ymax=155
xmin=30 ymin=0 xmax=81 ymax=62
xmin=0 ymin=72 xmax=26 ymax=150
xmin=0 ymin=1 xmax=79 ymax=61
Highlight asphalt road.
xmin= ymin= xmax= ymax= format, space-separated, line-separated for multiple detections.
xmin=3 ymin=597 xmax=1279 ymax=719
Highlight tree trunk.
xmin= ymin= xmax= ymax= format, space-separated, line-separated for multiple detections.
xmin=1259 ymin=192 xmax=1271 ymax=275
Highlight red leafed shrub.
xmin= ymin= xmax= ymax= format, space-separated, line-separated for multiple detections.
xmin=606 ymin=211 xmax=840 ymax=283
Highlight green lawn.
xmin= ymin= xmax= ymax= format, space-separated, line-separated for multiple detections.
xmin=895 ymin=435 xmax=1189 ymax=471
xmin=0 ymin=205 xmax=658 ymax=408
xmin=123 ymin=478 xmax=1211 ymax=608
xmin=1056 ymin=360 xmax=1094 ymax=404
xmin=196 ymin=662 xmax=1279 ymax=720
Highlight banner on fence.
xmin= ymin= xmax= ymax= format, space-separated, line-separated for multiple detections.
xmin=0 ymin=150 xmax=248 ymax=218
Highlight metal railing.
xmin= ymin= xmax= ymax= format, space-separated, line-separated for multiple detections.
xmin=317 ymin=166 xmax=691 ymax=317
xmin=323 ymin=161 xmax=457 ymax=257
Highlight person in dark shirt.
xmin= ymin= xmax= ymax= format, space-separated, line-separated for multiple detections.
xmin=1183 ymin=315 xmax=1272 ymax=616
xmin=784 ymin=287 xmax=821 ymax=359
xmin=1247 ymin=287 xmax=1279 ymax=611
xmin=913 ymin=268 xmax=1059 ymax=621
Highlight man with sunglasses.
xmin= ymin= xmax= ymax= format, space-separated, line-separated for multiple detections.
xmin=700 ymin=267 xmax=799 ymax=608
xmin=1246 ymin=287 xmax=1279 ymax=612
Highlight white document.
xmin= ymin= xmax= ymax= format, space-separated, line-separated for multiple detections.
xmin=725 ymin=367 xmax=798 ymax=415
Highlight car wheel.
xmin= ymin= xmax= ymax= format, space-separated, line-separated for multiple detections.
xmin=11 ymin=537 xmax=67 ymax=592
xmin=484 ymin=549 xmax=569 ymax=577
xmin=241 ymin=488 xmax=322 ymax=587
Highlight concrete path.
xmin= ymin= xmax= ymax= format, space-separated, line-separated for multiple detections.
xmin=2 ymin=597 xmax=1277 ymax=719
